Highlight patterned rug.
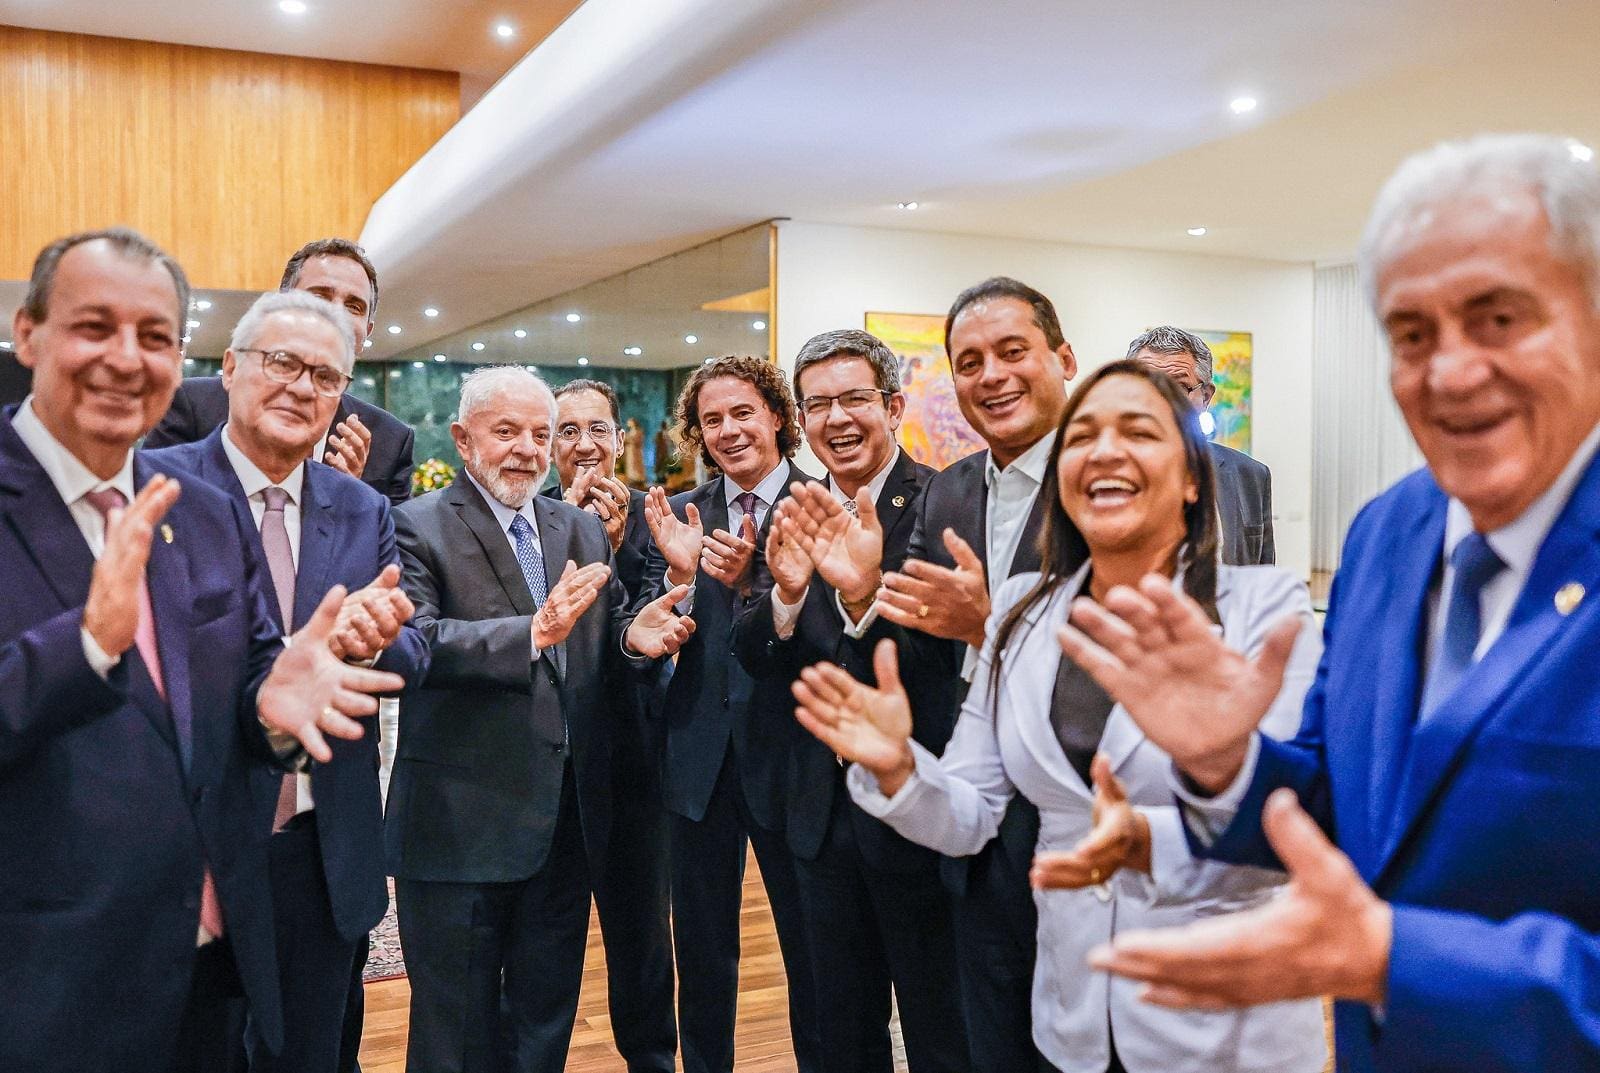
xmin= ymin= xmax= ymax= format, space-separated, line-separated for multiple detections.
xmin=364 ymin=881 xmax=405 ymax=982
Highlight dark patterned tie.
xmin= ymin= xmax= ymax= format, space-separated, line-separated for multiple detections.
xmin=1419 ymin=532 xmax=1506 ymax=721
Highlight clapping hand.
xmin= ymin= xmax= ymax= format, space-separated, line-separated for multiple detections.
xmin=83 ymin=475 xmax=182 ymax=658
xmin=323 ymin=413 xmax=371 ymax=478
xmin=624 ymin=584 xmax=698 ymax=658
xmin=702 ymin=513 xmax=758 ymax=590
xmin=786 ymin=481 xmax=883 ymax=607
xmin=644 ymin=486 xmax=703 ymax=587
xmin=259 ymin=586 xmax=407 ymax=762
xmin=1031 ymin=753 xmax=1150 ymax=889
xmin=532 ymin=561 xmax=612 ymax=649
xmin=792 ymin=639 xmax=916 ymax=795
xmin=878 ymin=529 xmax=990 ymax=647
xmin=566 ymin=468 xmax=630 ymax=552
xmin=328 ymin=563 xmax=414 ymax=662
xmin=766 ymin=500 xmax=815 ymax=605
xmin=1057 ymin=575 xmax=1303 ymax=792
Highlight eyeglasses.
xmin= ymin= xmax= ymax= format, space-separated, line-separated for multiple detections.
xmin=237 ymin=349 xmax=353 ymax=398
xmin=799 ymin=388 xmax=892 ymax=418
xmin=556 ymin=421 xmax=619 ymax=444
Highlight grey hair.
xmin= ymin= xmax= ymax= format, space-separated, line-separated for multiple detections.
xmin=1360 ymin=133 xmax=1600 ymax=309
xmin=24 ymin=227 xmax=191 ymax=332
xmin=1124 ymin=325 xmax=1215 ymax=388
xmin=793 ymin=328 xmax=903 ymax=397
xmin=457 ymin=364 xmax=557 ymax=423
xmin=229 ymin=290 xmax=356 ymax=371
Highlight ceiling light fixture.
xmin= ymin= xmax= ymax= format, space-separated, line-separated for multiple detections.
xmin=186 ymin=319 xmax=200 ymax=328
xmin=565 ymin=312 xmax=581 ymax=323
xmin=183 ymin=357 xmax=194 ymax=365
xmin=684 ymin=334 xmax=698 ymax=345
xmin=896 ymin=201 xmax=920 ymax=210
xmin=703 ymin=357 xmax=715 ymax=364
xmin=279 ymin=0 xmax=307 ymax=13
xmin=363 ymin=339 xmax=373 ymax=348
xmin=412 ymin=361 xmax=425 ymax=369
xmin=0 ymin=341 xmax=10 ymax=349
xmin=1229 ymin=96 xmax=1257 ymax=115
xmin=1570 ymin=141 xmax=1595 ymax=163
xmin=194 ymin=299 xmax=212 ymax=311
xmin=495 ymin=22 xmax=515 ymax=39
xmin=577 ymin=356 xmax=590 ymax=366
xmin=752 ymin=320 xmax=766 ymax=331
xmin=389 ymin=369 xmax=401 ymax=378
xmin=1187 ymin=226 xmax=1208 ymax=237
xmin=433 ymin=354 xmax=447 ymax=362
xmin=387 ymin=325 xmax=402 ymax=334
xmin=513 ymin=328 xmax=527 ymax=339
xmin=424 ymin=307 xmax=440 ymax=318
xmin=471 ymin=341 xmax=486 ymax=351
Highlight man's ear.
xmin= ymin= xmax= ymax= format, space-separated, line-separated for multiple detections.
xmin=886 ymin=392 xmax=907 ymax=432
xmin=220 ymin=348 xmax=237 ymax=390
xmin=11 ymin=309 xmax=38 ymax=369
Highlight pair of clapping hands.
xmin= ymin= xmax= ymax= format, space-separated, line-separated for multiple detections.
xmin=563 ymin=465 xmax=633 ymax=553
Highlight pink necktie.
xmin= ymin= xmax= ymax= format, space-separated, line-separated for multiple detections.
xmin=84 ymin=487 xmax=224 ymax=938
xmin=258 ymin=488 xmax=302 ymax=832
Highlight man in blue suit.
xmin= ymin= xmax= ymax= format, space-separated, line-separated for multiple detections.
xmin=1061 ymin=134 xmax=1600 ymax=1072
xmin=0 ymin=230 xmax=403 ymax=1073
xmin=146 ymin=289 xmax=430 ymax=1072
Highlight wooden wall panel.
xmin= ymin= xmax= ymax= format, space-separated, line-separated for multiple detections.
xmin=0 ymin=26 xmax=459 ymax=290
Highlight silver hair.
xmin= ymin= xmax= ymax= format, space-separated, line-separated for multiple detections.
xmin=457 ymin=364 xmax=557 ymax=423
xmin=1124 ymin=325 xmax=1215 ymax=388
xmin=229 ymin=290 xmax=356 ymax=371
xmin=1360 ymin=133 xmax=1600 ymax=309
xmin=793 ymin=328 xmax=903 ymax=396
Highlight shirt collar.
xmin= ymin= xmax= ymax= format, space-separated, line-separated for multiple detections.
xmin=13 ymin=396 xmax=136 ymax=508
xmin=986 ymin=433 xmax=1053 ymax=488
xmin=1443 ymin=418 xmax=1600 ymax=575
xmin=827 ymin=446 xmax=901 ymax=506
xmin=219 ymin=423 xmax=305 ymax=506
xmin=465 ymin=467 xmax=540 ymax=542
xmin=724 ymin=460 xmax=790 ymax=509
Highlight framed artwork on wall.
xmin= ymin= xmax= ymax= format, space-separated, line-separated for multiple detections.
xmin=1191 ymin=329 xmax=1253 ymax=456
xmin=865 ymin=310 xmax=986 ymax=469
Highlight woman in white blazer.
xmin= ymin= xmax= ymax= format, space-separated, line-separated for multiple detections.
xmin=793 ymin=361 xmax=1327 ymax=1073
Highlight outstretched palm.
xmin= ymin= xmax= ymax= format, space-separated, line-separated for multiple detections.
xmin=792 ymin=639 xmax=912 ymax=779
xmin=644 ymin=486 xmax=703 ymax=580
xmin=789 ymin=483 xmax=882 ymax=603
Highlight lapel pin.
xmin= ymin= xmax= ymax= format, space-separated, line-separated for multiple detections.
xmin=1555 ymin=582 xmax=1585 ymax=616
xmin=160 ymin=524 xmax=174 ymax=544
xmin=892 ymin=495 xmax=906 ymax=508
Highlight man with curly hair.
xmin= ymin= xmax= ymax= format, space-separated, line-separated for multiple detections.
xmin=640 ymin=355 xmax=822 ymax=1073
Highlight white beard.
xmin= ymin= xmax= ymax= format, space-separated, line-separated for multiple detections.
xmin=466 ymin=444 xmax=548 ymax=507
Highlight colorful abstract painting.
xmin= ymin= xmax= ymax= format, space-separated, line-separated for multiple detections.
xmin=865 ymin=311 xmax=986 ymax=469
xmin=1194 ymin=329 xmax=1253 ymax=455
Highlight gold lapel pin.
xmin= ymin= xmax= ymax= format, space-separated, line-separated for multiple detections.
xmin=1555 ymin=582 xmax=1585 ymax=616
xmin=160 ymin=524 xmax=174 ymax=544
xmin=892 ymin=495 xmax=906 ymax=508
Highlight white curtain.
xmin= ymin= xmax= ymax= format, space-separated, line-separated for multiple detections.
xmin=1311 ymin=263 xmax=1424 ymax=574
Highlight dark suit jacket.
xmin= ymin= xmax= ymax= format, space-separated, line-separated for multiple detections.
xmin=641 ymin=462 xmax=813 ymax=829
xmin=0 ymin=412 xmax=287 ymax=1070
xmin=1203 ymin=453 xmax=1600 ymax=1073
xmin=146 ymin=428 xmax=429 ymax=940
xmin=733 ymin=451 xmax=945 ymax=871
xmin=387 ymin=480 xmax=648 ymax=883
xmin=1209 ymin=440 xmax=1275 ymax=566
xmin=0 ymin=352 xmax=29 ymax=408
xmin=145 ymin=376 xmax=416 ymax=507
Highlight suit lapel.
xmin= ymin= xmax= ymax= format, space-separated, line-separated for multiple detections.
xmin=291 ymin=464 xmax=338 ymax=631
xmin=1007 ymin=475 xmax=1050 ymax=579
xmin=449 ymin=481 xmax=537 ymax=617
xmin=134 ymin=456 xmax=192 ymax=769
xmin=0 ymin=425 xmax=95 ymax=611
xmin=874 ymin=451 xmax=925 ymax=554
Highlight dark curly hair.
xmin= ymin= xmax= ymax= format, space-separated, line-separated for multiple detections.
xmin=674 ymin=355 xmax=802 ymax=472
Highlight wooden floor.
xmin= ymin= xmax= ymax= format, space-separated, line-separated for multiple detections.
xmin=359 ymin=850 xmax=800 ymax=1073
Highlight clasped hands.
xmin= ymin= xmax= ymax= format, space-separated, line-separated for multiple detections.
xmin=564 ymin=466 xmax=631 ymax=553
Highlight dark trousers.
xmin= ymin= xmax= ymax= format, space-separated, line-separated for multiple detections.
xmin=949 ymin=837 xmax=1049 ymax=1073
xmin=669 ymin=752 xmax=821 ymax=1073
xmin=246 ymin=816 xmax=361 ymax=1073
xmin=793 ymin=793 xmax=967 ymax=1073
xmin=396 ymin=768 xmax=591 ymax=1073
xmin=335 ymin=936 xmax=368 ymax=1073
xmin=591 ymin=741 xmax=677 ymax=1073
xmin=170 ymin=939 xmax=247 ymax=1073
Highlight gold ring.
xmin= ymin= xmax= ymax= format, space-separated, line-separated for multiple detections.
xmin=917 ymin=604 xmax=930 ymax=619
xmin=1090 ymin=867 xmax=1101 ymax=883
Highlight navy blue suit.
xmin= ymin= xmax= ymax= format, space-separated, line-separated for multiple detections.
xmin=641 ymin=463 xmax=823 ymax=1073
xmin=0 ymin=411 xmax=287 ymax=1072
xmin=1201 ymin=452 xmax=1600 ymax=1072
xmin=147 ymin=429 xmax=429 ymax=1071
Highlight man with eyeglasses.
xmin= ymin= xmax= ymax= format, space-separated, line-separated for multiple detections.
xmin=732 ymin=330 xmax=965 ymax=1073
xmin=1127 ymin=326 xmax=1275 ymax=565
xmin=146 ymin=289 xmax=429 ymax=1073
xmin=542 ymin=377 xmax=677 ymax=1073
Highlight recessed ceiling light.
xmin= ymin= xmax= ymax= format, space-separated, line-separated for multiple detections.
xmin=513 ymin=328 xmax=527 ymax=339
xmin=703 ymin=357 xmax=715 ymax=364
xmin=623 ymin=346 xmax=642 ymax=356
xmin=279 ymin=0 xmax=307 ymax=13
xmin=684 ymin=334 xmax=698 ymax=344
xmin=194 ymin=299 xmax=212 ymax=311
xmin=1570 ymin=140 xmax=1595 ymax=163
xmin=361 ymin=376 xmax=376 ymax=387
xmin=182 ymin=335 xmax=192 ymax=345
xmin=896 ymin=201 xmax=920 ymax=210
xmin=1187 ymin=226 xmax=1208 ymax=237
xmin=752 ymin=319 xmax=766 ymax=331
xmin=0 ymin=341 xmax=11 ymax=349
xmin=412 ymin=361 xmax=425 ymax=369
xmin=494 ymin=21 xmax=515 ymax=39
xmin=423 ymin=307 xmax=440 ymax=318
xmin=1229 ymin=96 xmax=1257 ymax=115
xmin=389 ymin=369 xmax=401 ymax=378
xmin=363 ymin=339 xmax=373 ymax=348
xmin=387 ymin=324 xmax=402 ymax=334
xmin=577 ymin=356 xmax=590 ymax=366
xmin=526 ymin=364 xmax=538 ymax=372
xmin=565 ymin=312 xmax=581 ymax=323
xmin=433 ymin=354 xmax=447 ymax=362
xmin=183 ymin=356 xmax=194 ymax=365
xmin=186 ymin=319 xmax=200 ymax=328
xmin=471 ymin=341 xmax=486 ymax=351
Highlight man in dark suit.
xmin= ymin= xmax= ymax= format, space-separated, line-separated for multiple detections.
xmin=145 ymin=289 xmax=430 ymax=1072
xmin=387 ymin=365 xmax=693 ymax=1073
xmin=145 ymin=238 xmax=415 ymax=507
xmin=0 ymin=229 xmax=402 ymax=1073
xmin=871 ymin=279 xmax=1078 ymax=1073
xmin=0 ymin=347 xmax=29 ymax=406
xmin=732 ymin=330 xmax=965 ymax=1073
xmin=1127 ymin=326 xmax=1275 ymax=565
xmin=639 ymin=355 xmax=822 ymax=1073
xmin=543 ymin=377 xmax=676 ymax=1073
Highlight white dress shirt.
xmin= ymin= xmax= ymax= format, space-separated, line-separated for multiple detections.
xmin=958 ymin=434 xmax=1053 ymax=679
xmin=772 ymin=448 xmax=901 ymax=638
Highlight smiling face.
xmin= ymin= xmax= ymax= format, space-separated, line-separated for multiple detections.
xmin=13 ymin=239 xmax=183 ymax=478
xmin=289 ymin=253 xmax=375 ymax=352
xmin=948 ymin=296 xmax=1076 ymax=467
xmin=222 ymin=309 xmax=349 ymax=477
xmin=553 ymin=387 xmax=622 ymax=488
xmin=797 ymin=356 xmax=903 ymax=494
xmin=695 ymin=375 xmax=784 ymax=488
xmin=1376 ymin=189 xmax=1600 ymax=531
xmin=451 ymin=379 xmax=554 ymax=507
xmin=1056 ymin=373 xmax=1196 ymax=558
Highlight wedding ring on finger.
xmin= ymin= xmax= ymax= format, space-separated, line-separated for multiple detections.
xmin=1090 ymin=867 xmax=1102 ymax=884
xmin=917 ymin=604 xmax=930 ymax=619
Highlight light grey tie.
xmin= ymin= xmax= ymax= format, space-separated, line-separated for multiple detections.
xmin=259 ymin=487 xmax=296 ymax=628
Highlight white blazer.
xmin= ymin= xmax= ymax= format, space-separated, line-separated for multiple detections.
xmin=850 ymin=562 xmax=1328 ymax=1073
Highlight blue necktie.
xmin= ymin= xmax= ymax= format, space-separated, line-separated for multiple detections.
xmin=509 ymin=513 xmax=549 ymax=605
xmin=1419 ymin=532 xmax=1506 ymax=721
